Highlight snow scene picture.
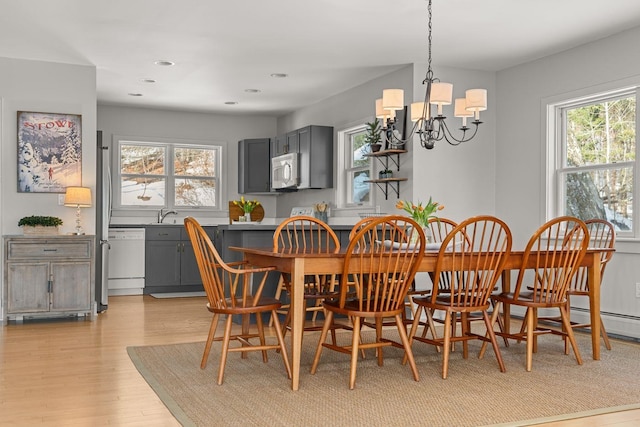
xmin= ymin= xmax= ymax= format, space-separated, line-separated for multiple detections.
xmin=18 ymin=111 xmax=82 ymax=193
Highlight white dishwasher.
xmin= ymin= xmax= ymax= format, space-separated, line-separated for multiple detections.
xmin=108 ymin=228 xmax=146 ymax=295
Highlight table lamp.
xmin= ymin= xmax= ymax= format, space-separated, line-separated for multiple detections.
xmin=64 ymin=186 xmax=92 ymax=235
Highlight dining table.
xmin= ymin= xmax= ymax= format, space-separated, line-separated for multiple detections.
xmin=230 ymin=245 xmax=610 ymax=391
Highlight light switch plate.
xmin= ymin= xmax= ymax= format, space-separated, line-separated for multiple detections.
xmin=290 ymin=207 xmax=314 ymax=217
xmin=58 ymin=194 xmax=65 ymax=205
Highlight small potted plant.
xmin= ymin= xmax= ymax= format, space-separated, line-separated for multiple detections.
xmin=365 ymin=118 xmax=383 ymax=152
xmin=18 ymin=215 xmax=63 ymax=235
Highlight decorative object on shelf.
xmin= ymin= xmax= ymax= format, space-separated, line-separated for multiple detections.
xmin=396 ymin=198 xmax=444 ymax=243
xmin=18 ymin=215 xmax=63 ymax=235
xmin=313 ymin=201 xmax=329 ymax=223
xmin=17 ymin=111 xmax=82 ymax=193
xmin=364 ymin=118 xmax=383 ymax=152
xmin=379 ymin=169 xmax=393 ymax=179
xmin=228 ymin=199 xmax=264 ymax=224
xmin=64 ymin=186 xmax=92 ymax=235
xmin=375 ymin=0 xmax=487 ymax=150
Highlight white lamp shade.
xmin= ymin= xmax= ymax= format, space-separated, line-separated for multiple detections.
xmin=430 ymin=82 xmax=453 ymax=105
xmin=465 ymin=89 xmax=487 ymax=111
xmin=454 ymin=98 xmax=474 ymax=117
xmin=376 ymin=98 xmax=395 ymax=119
xmin=64 ymin=186 xmax=92 ymax=207
xmin=382 ymin=89 xmax=404 ymax=111
xmin=410 ymin=102 xmax=428 ymax=121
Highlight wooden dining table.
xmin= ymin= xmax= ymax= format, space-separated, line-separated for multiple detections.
xmin=231 ymin=246 xmax=609 ymax=391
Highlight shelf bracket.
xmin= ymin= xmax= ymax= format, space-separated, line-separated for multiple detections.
xmin=373 ymin=180 xmax=401 ymax=200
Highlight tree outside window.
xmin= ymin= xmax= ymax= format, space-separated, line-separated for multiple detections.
xmin=558 ymin=92 xmax=636 ymax=232
xmin=117 ymin=140 xmax=220 ymax=209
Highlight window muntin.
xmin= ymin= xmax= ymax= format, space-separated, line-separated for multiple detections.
xmin=338 ymin=125 xmax=372 ymax=207
xmin=556 ymin=91 xmax=636 ymax=234
xmin=117 ymin=140 xmax=221 ymax=210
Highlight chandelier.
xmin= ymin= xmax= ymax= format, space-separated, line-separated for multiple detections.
xmin=375 ymin=0 xmax=487 ymax=150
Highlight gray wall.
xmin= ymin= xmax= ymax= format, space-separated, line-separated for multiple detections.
xmin=0 ymin=57 xmax=97 ymax=236
xmin=98 ymin=105 xmax=279 ymax=223
xmin=496 ymin=26 xmax=640 ymax=338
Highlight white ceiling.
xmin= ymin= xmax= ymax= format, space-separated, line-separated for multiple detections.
xmin=2 ymin=0 xmax=640 ymax=116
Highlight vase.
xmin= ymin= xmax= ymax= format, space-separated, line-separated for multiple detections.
xmin=244 ymin=212 xmax=252 ymax=222
xmin=409 ymin=226 xmax=431 ymax=245
xmin=22 ymin=225 xmax=59 ymax=235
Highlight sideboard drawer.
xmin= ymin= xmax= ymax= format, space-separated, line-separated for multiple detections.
xmin=7 ymin=241 xmax=92 ymax=259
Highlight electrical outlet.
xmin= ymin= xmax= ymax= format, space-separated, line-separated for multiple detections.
xmin=58 ymin=194 xmax=65 ymax=205
xmin=636 ymin=283 xmax=640 ymax=298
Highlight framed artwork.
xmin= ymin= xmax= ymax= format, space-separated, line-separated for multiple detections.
xmin=17 ymin=111 xmax=82 ymax=193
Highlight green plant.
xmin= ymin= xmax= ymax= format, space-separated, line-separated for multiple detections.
xmin=232 ymin=196 xmax=260 ymax=213
xmin=364 ymin=118 xmax=382 ymax=145
xmin=18 ymin=216 xmax=63 ymax=227
xmin=396 ymin=198 xmax=443 ymax=227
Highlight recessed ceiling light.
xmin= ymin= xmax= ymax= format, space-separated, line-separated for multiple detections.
xmin=270 ymin=73 xmax=288 ymax=78
xmin=141 ymin=78 xmax=156 ymax=83
xmin=128 ymin=93 xmax=143 ymax=97
xmin=154 ymin=60 xmax=175 ymax=66
xmin=244 ymin=89 xmax=261 ymax=93
xmin=225 ymin=101 xmax=238 ymax=105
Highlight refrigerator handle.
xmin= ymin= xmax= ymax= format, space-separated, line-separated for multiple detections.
xmin=100 ymin=239 xmax=111 ymax=250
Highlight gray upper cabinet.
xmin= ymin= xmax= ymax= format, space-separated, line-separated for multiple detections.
xmin=271 ymin=134 xmax=288 ymax=156
xmin=297 ymin=125 xmax=333 ymax=189
xmin=238 ymin=138 xmax=271 ymax=194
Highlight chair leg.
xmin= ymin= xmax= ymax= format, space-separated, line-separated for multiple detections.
xmin=479 ymin=301 xmax=501 ymax=359
xmin=269 ymin=275 xmax=289 ymax=327
xmin=460 ymin=312 xmax=469 ymax=359
xmin=481 ymin=310 xmax=506 ymax=373
xmin=217 ymin=314 xmax=234 ymax=385
xmin=241 ymin=314 xmax=250 ymax=359
xmin=600 ymin=317 xmax=612 ymax=351
xmin=201 ymin=313 xmax=220 ymax=369
xmin=525 ymin=308 xmax=534 ymax=372
xmin=349 ymin=316 xmax=362 ymax=389
xmin=396 ymin=314 xmax=419 ymax=382
xmin=559 ymin=305 xmax=583 ymax=366
xmin=402 ymin=305 xmax=423 ymax=366
xmin=442 ymin=310 xmax=452 ymax=379
xmin=255 ymin=311 xmax=268 ymax=363
xmin=375 ymin=317 xmax=384 ymax=366
xmin=310 ymin=311 xmax=334 ymax=375
xmin=271 ymin=309 xmax=292 ymax=379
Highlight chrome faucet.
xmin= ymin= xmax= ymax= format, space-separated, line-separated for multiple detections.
xmin=158 ymin=208 xmax=178 ymax=223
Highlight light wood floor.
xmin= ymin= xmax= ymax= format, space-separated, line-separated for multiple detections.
xmin=1 ymin=295 xmax=638 ymax=426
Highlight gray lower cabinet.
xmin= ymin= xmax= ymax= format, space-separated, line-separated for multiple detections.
xmin=3 ymin=235 xmax=95 ymax=322
xmin=144 ymin=225 xmax=213 ymax=293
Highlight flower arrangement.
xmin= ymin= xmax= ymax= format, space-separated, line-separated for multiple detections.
xmin=396 ymin=197 xmax=444 ymax=227
xmin=233 ymin=196 xmax=260 ymax=213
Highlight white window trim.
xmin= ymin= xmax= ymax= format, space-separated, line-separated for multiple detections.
xmin=544 ymin=83 xmax=640 ymax=239
xmin=112 ymin=135 xmax=224 ymax=212
xmin=335 ymin=123 xmax=375 ymax=210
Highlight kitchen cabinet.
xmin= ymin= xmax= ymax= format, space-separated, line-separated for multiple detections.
xmin=294 ymin=125 xmax=334 ymax=189
xmin=4 ymin=235 xmax=95 ymax=322
xmin=238 ymin=138 xmax=272 ymax=194
xmin=271 ymin=134 xmax=288 ymax=156
xmin=144 ymin=226 xmax=214 ymax=293
xmin=364 ymin=149 xmax=408 ymax=199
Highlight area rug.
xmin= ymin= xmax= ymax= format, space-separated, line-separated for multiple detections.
xmin=128 ymin=330 xmax=640 ymax=427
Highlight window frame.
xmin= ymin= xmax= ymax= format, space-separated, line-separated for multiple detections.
xmin=113 ymin=136 xmax=223 ymax=212
xmin=336 ymin=123 xmax=374 ymax=209
xmin=547 ymin=86 xmax=639 ymax=238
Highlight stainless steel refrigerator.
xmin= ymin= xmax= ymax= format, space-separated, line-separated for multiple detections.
xmin=95 ymin=130 xmax=110 ymax=312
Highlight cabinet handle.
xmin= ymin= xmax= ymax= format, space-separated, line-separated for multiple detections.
xmin=159 ymin=233 xmax=169 ymax=236
xmin=48 ymin=280 xmax=52 ymax=293
xmin=43 ymin=249 xmax=58 ymax=252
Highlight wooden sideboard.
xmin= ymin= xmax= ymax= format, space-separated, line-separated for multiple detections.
xmin=3 ymin=235 xmax=95 ymax=322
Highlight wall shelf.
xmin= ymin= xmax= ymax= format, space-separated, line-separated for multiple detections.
xmin=363 ymin=149 xmax=408 ymax=199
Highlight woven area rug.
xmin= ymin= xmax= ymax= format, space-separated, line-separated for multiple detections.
xmin=128 ymin=330 xmax=640 ymax=427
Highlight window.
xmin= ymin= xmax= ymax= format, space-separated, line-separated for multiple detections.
xmin=551 ymin=89 xmax=637 ymax=235
xmin=116 ymin=139 xmax=221 ymax=210
xmin=336 ymin=124 xmax=373 ymax=208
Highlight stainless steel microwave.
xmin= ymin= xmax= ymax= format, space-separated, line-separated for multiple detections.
xmin=271 ymin=152 xmax=299 ymax=190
